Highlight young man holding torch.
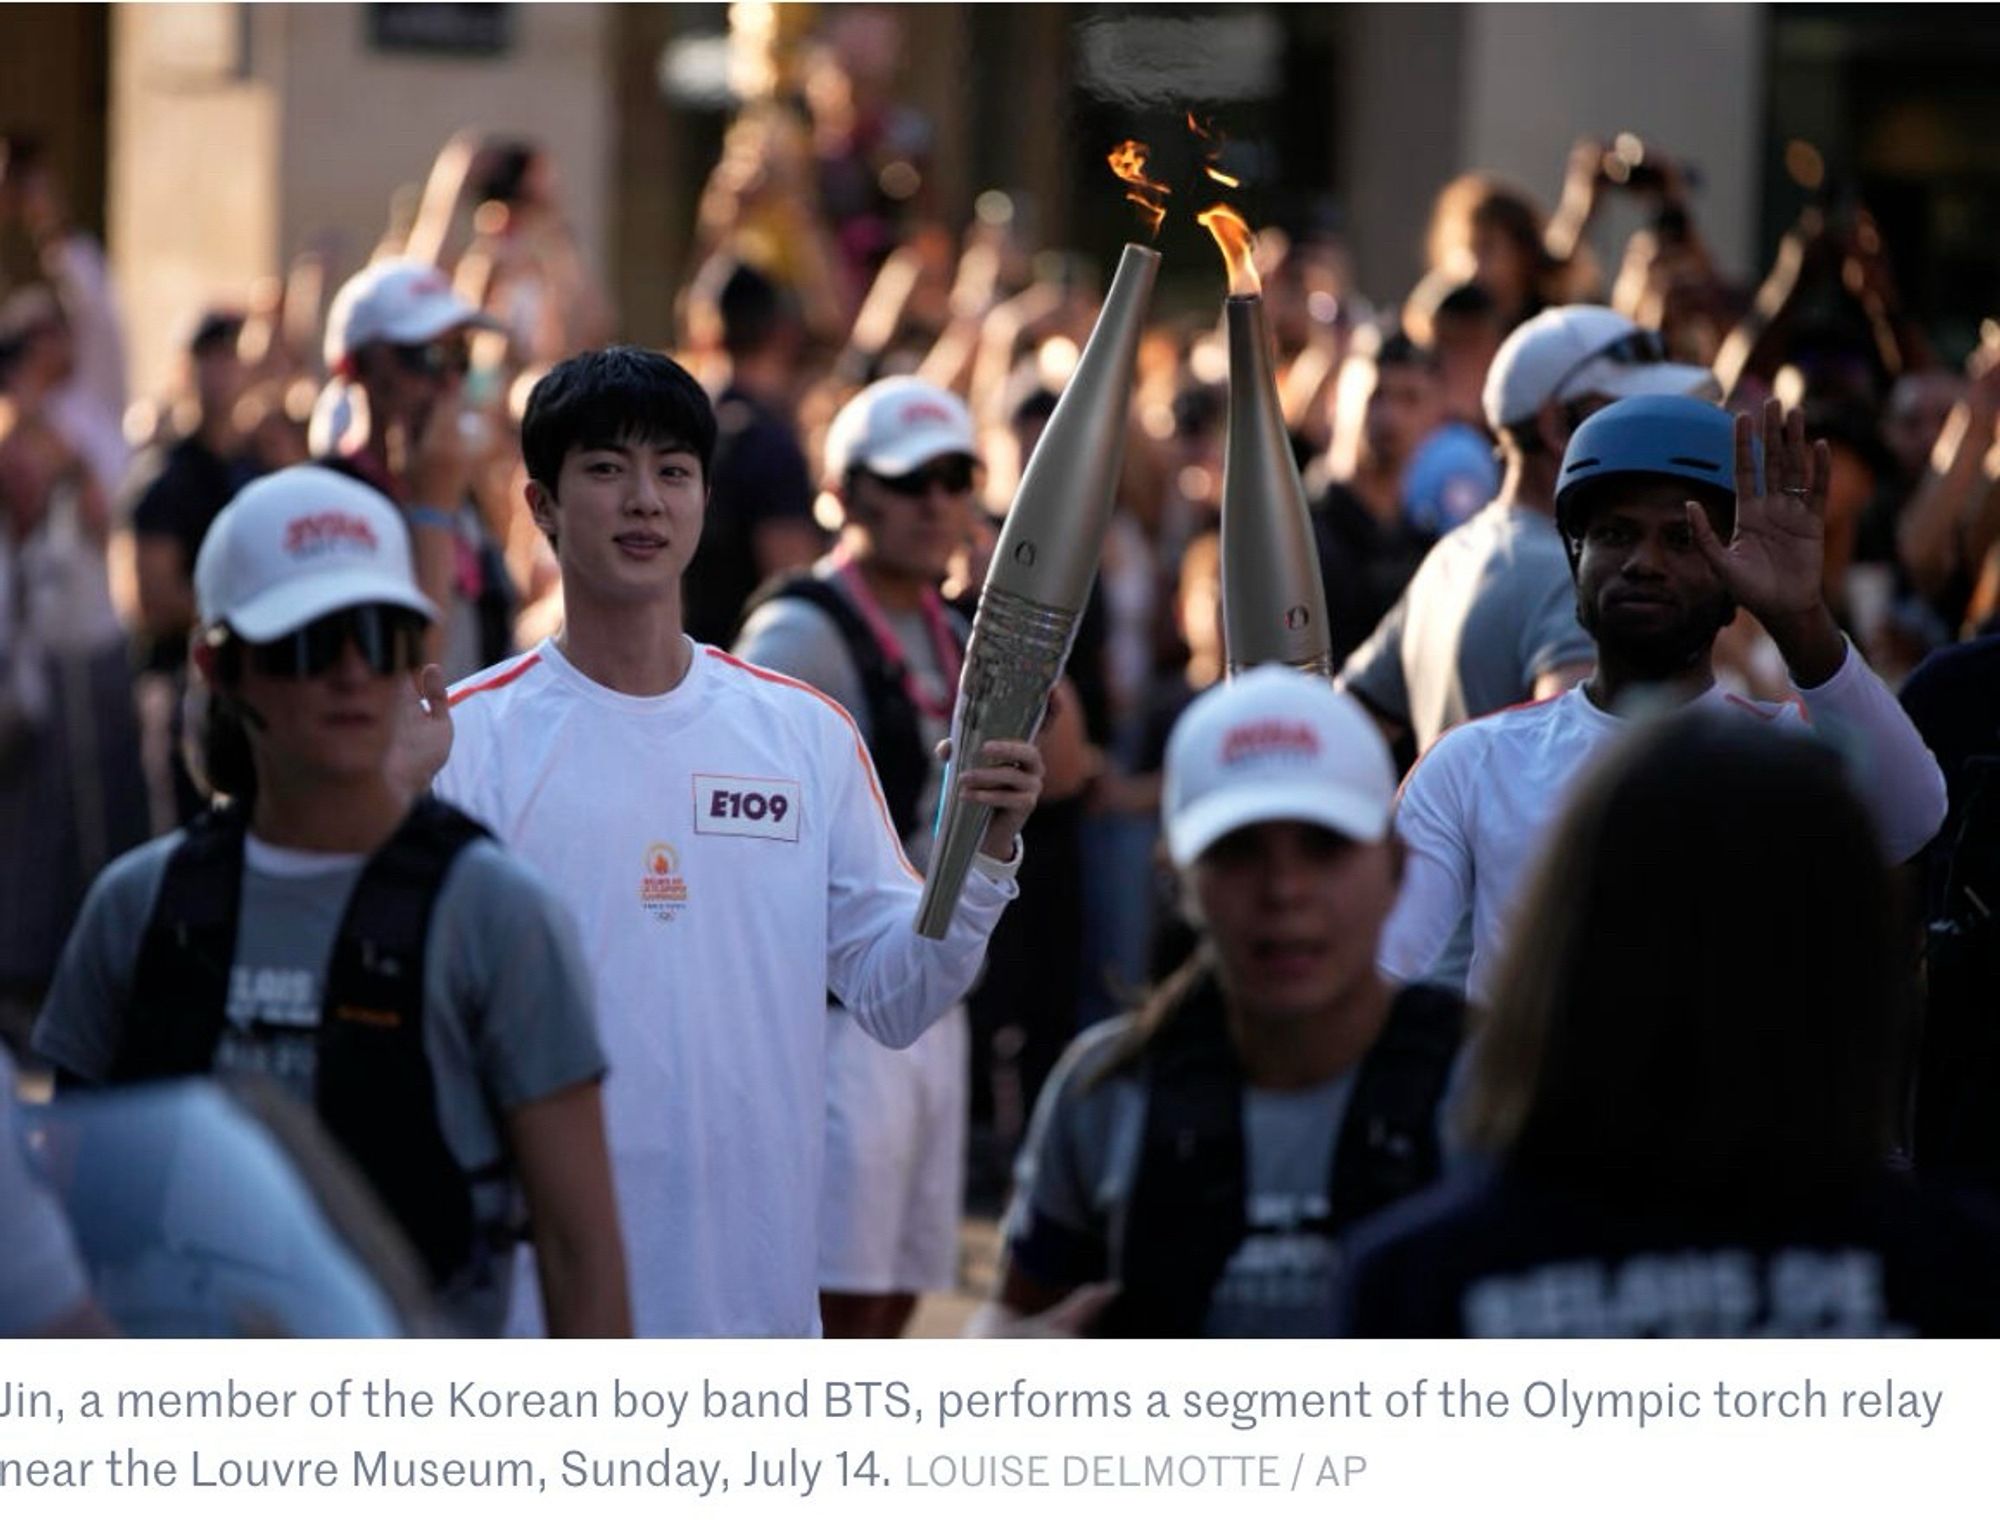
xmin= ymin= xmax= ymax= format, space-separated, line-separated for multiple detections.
xmin=398 ymin=348 xmax=1046 ymax=1336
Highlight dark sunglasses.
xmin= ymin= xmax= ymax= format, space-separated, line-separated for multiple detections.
xmin=1546 ymin=328 xmax=1670 ymax=403
xmin=244 ymin=604 xmax=427 ymax=680
xmin=388 ymin=337 xmax=472 ymax=379
xmin=868 ymin=457 xmax=977 ymax=498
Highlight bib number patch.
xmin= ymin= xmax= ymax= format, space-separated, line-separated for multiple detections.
xmin=693 ymin=775 xmax=801 ymax=842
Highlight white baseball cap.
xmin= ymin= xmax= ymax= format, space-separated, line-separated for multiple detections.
xmin=822 ymin=376 xmax=979 ymax=486
xmin=195 ymin=466 xmax=438 ymax=642
xmin=1163 ymin=666 xmax=1397 ymax=868
xmin=323 ymin=258 xmax=495 ymax=373
xmin=1482 ymin=304 xmax=1716 ymax=435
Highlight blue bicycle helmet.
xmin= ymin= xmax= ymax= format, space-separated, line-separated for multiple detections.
xmin=1555 ymin=394 xmax=1754 ymax=545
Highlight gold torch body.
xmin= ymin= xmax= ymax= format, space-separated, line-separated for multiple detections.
xmin=1220 ymin=295 xmax=1333 ymax=676
xmin=913 ymin=242 xmax=1161 ymax=939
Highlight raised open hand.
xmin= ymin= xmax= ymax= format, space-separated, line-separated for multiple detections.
xmin=1687 ymin=398 xmax=1831 ymax=624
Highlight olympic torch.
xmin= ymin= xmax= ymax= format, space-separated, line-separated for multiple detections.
xmin=914 ymin=240 xmax=1161 ymax=938
xmin=1201 ymin=205 xmax=1333 ymax=676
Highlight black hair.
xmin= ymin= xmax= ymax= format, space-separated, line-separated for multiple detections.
xmin=185 ymin=642 xmax=258 ymax=808
xmin=519 ymin=346 xmax=717 ymax=490
xmin=1370 ymin=329 xmax=1439 ymax=374
xmin=1172 ymin=381 xmax=1227 ymax=441
xmin=0 ymin=130 xmax=47 ymax=179
xmin=188 ymin=310 xmax=246 ymax=358
xmin=1009 ymin=385 xmax=1059 ymax=430
xmin=1465 ymin=711 xmax=1905 ymax=1209
xmin=1433 ymin=281 xmax=1497 ymax=323
xmin=471 ymin=141 xmax=537 ymax=207
xmin=716 ymin=262 xmax=798 ymax=359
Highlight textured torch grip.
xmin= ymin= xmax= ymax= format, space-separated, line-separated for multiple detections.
xmin=914 ymin=586 xmax=1076 ymax=939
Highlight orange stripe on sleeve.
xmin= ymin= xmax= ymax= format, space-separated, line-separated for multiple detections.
xmin=708 ymin=648 xmax=925 ymax=884
xmin=447 ymin=652 xmax=542 ymax=708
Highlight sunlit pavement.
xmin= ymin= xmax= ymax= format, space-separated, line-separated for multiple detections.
xmin=908 ymin=1217 xmax=1002 ymax=1337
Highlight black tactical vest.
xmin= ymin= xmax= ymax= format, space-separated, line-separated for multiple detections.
xmin=114 ymin=797 xmax=494 ymax=1285
xmin=1102 ymin=967 xmax=1464 ymax=1336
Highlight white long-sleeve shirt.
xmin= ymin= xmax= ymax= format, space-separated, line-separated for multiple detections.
xmin=438 ymin=636 xmax=1016 ymax=1333
xmin=1381 ymin=640 xmax=1947 ymax=1006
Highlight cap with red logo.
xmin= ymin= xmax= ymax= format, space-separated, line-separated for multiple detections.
xmin=1163 ymin=666 xmax=1397 ymax=868
xmin=822 ymin=376 xmax=980 ymax=486
xmin=323 ymin=258 xmax=496 ymax=373
xmin=195 ymin=465 xmax=438 ymax=642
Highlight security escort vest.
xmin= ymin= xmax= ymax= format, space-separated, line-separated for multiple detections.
xmin=1102 ymin=965 xmax=1463 ymax=1336
xmin=113 ymin=797 xmax=492 ymax=1285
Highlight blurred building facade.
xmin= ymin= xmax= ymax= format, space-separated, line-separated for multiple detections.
xmin=2 ymin=3 xmax=1995 ymax=395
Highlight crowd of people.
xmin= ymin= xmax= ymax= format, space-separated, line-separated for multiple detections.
xmin=6 ymin=16 xmax=2000 ymax=1339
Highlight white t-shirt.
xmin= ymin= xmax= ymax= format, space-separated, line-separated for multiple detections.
xmin=1381 ymin=641 xmax=1948 ymax=1005
xmin=438 ymin=636 xmax=1017 ymax=1335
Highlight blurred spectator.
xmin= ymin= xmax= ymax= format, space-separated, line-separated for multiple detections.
xmin=1715 ymin=201 xmax=1932 ymax=407
xmin=319 ymin=259 xmax=514 ymax=680
xmin=1404 ymin=276 xmax=1504 ymax=428
xmin=1855 ymin=369 xmax=1964 ymax=658
xmin=694 ymin=104 xmax=847 ymax=343
xmin=685 ymin=260 xmax=825 ymax=645
xmin=1899 ymin=634 xmax=2000 ymax=1192
xmin=803 ymin=7 xmax=934 ymax=302
xmin=1307 ymin=330 xmax=1457 ymax=666
xmin=1893 ymin=334 xmax=2000 ymax=641
xmin=126 ymin=308 xmax=261 ymax=827
xmin=0 ymin=135 xmax=129 ymax=500
xmin=453 ymin=140 xmax=613 ymax=369
xmin=0 ymin=278 xmax=148 ymax=1049
xmin=1423 ymin=173 xmax=1575 ymax=335
xmin=1334 ymin=712 xmax=2000 ymax=1338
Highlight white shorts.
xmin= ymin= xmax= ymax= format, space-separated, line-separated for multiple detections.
xmin=817 ymin=1004 xmax=968 ymax=1295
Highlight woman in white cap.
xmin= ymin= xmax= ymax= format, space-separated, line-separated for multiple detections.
xmin=986 ymin=666 xmax=1465 ymax=1337
xmin=32 ymin=465 xmax=628 ymax=1337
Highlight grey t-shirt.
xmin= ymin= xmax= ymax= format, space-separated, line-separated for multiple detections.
xmin=31 ymin=827 xmax=605 ymax=1336
xmin=733 ymin=566 xmax=962 ymax=869
xmin=1002 ymin=1017 xmax=1359 ymax=1338
xmin=1341 ymin=498 xmax=1594 ymax=754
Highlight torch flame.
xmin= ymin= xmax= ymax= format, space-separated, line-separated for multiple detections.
xmin=1107 ymin=140 xmax=1170 ymax=240
xmin=1197 ymin=203 xmax=1260 ymax=297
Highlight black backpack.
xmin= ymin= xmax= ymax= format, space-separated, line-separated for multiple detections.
xmin=114 ymin=797 xmax=501 ymax=1284
xmin=736 ymin=573 xmax=933 ymax=840
xmin=1099 ymin=967 xmax=1464 ymax=1336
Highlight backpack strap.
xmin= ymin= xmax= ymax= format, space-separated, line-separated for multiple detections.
xmin=738 ymin=572 xmax=929 ymax=839
xmin=1103 ymin=969 xmax=1247 ymax=1336
xmin=115 ymin=805 xmax=251 ymax=1081
xmin=1327 ymin=982 xmax=1465 ymax=1230
xmin=316 ymin=797 xmax=493 ymax=1284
